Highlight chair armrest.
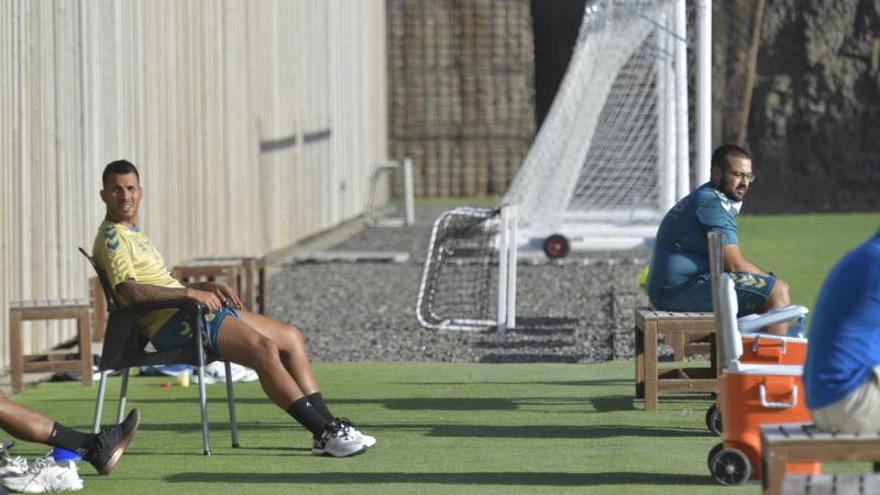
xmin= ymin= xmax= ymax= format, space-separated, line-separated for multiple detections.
xmin=99 ymin=298 xmax=210 ymax=371
xmin=738 ymin=305 xmax=808 ymax=334
xmin=112 ymin=299 xmax=206 ymax=318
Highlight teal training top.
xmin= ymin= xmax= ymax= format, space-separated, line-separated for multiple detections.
xmin=646 ymin=182 xmax=739 ymax=302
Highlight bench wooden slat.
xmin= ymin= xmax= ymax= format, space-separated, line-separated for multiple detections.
xmin=10 ymin=299 xmax=89 ymax=309
xmin=781 ymin=474 xmax=880 ymax=495
xmin=763 ymin=423 xmax=880 ymax=495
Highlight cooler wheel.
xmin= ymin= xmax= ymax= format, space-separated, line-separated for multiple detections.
xmin=706 ymin=443 xmax=723 ymax=472
xmin=709 ymin=447 xmax=752 ymax=485
xmin=705 ymin=403 xmax=722 ymax=436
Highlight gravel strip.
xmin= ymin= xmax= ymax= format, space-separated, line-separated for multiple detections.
xmin=267 ymin=205 xmax=663 ymax=363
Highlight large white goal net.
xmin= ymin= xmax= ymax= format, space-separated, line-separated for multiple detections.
xmin=503 ymin=0 xmax=693 ymax=252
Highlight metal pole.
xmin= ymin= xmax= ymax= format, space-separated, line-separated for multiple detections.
xmin=674 ymin=0 xmax=690 ymax=198
xmin=696 ymin=0 xmax=712 ymax=185
xmin=658 ymin=7 xmax=676 ymax=212
xmin=403 ymin=157 xmax=415 ymax=226
xmin=505 ymin=206 xmax=517 ymax=330
xmin=497 ymin=207 xmax=510 ymax=333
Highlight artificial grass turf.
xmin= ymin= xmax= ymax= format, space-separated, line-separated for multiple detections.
xmin=10 ymin=361 xmax=753 ymax=495
xmin=737 ymin=212 xmax=880 ymax=312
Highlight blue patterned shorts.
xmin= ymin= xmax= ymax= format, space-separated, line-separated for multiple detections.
xmin=151 ymin=305 xmax=241 ymax=354
xmin=651 ymin=271 xmax=776 ymax=316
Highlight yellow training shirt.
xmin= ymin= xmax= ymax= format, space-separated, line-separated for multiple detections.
xmin=92 ymin=220 xmax=184 ymax=339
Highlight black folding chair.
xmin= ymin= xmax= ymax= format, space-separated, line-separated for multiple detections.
xmin=79 ymin=247 xmax=239 ymax=455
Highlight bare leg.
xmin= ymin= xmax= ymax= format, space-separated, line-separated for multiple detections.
xmin=217 ymin=317 xmax=307 ymax=409
xmin=763 ymin=279 xmax=791 ymax=335
xmin=239 ymin=311 xmax=320 ymax=395
xmin=0 ymin=393 xmax=54 ymax=443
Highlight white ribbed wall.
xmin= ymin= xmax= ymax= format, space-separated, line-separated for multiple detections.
xmin=0 ymin=0 xmax=387 ymax=375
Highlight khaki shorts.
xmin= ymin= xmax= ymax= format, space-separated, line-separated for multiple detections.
xmin=811 ymin=366 xmax=880 ymax=433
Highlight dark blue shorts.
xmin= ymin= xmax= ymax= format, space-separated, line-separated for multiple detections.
xmin=651 ymin=271 xmax=776 ymax=316
xmin=151 ymin=306 xmax=241 ymax=354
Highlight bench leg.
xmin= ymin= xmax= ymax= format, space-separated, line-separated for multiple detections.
xmin=9 ymin=310 xmax=23 ymax=393
xmin=644 ymin=321 xmax=659 ymax=411
xmin=671 ymin=333 xmax=685 ymax=361
xmin=635 ymin=323 xmax=645 ymax=399
xmin=763 ymin=455 xmax=787 ymax=495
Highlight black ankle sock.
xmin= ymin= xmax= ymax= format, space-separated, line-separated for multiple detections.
xmin=306 ymin=392 xmax=334 ymax=422
xmin=286 ymin=397 xmax=329 ymax=437
xmin=48 ymin=422 xmax=95 ymax=456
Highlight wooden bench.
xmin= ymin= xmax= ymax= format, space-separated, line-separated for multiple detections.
xmin=634 ymin=307 xmax=718 ymax=411
xmin=761 ymin=423 xmax=880 ymax=495
xmin=9 ymin=299 xmax=93 ymax=393
xmin=173 ymin=255 xmax=266 ymax=314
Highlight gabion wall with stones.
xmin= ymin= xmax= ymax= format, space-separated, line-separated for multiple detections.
xmin=386 ymin=0 xmax=536 ymax=198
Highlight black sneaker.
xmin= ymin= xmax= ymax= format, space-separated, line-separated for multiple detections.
xmin=84 ymin=409 xmax=140 ymax=475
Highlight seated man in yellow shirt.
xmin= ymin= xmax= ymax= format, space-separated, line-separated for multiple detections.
xmin=92 ymin=160 xmax=374 ymax=458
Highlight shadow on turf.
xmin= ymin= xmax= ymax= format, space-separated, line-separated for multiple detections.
xmin=101 ymin=393 xmax=711 ymax=414
xmin=129 ymin=421 xmax=706 ymax=440
xmin=108 ymin=396 xmax=524 ymax=410
xmin=165 ymin=471 xmax=714 ymax=486
xmin=390 ymin=378 xmax=632 ymax=387
xmin=421 ymin=424 xmax=707 ymax=439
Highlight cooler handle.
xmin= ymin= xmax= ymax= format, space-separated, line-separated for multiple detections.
xmin=751 ymin=335 xmax=788 ymax=355
xmin=759 ymin=383 xmax=798 ymax=409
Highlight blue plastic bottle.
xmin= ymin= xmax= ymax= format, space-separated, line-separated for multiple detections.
xmin=788 ymin=315 xmax=807 ymax=338
xmin=50 ymin=447 xmax=82 ymax=463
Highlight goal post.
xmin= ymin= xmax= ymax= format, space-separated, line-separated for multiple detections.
xmin=502 ymin=0 xmax=710 ymax=255
xmin=416 ymin=206 xmax=517 ymax=332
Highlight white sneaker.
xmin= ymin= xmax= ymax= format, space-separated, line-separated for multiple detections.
xmin=1 ymin=456 xmax=29 ymax=476
xmin=228 ymin=363 xmax=259 ymax=383
xmin=193 ymin=362 xmax=259 ymax=384
xmin=2 ymin=456 xmax=83 ymax=493
xmin=311 ymin=422 xmax=367 ymax=457
xmin=336 ymin=419 xmax=376 ymax=448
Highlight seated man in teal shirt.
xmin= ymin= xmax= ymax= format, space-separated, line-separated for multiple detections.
xmin=646 ymin=144 xmax=792 ymax=335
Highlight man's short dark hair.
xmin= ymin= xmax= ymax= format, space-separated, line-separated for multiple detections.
xmin=102 ymin=160 xmax=140 ymax=186
xmin=711 ymin=145 xmax=751 ymax=171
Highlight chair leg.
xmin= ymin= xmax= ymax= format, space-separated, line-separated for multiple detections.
xmin=223 ymin=361 xmax=240 ymax=448
xmin=93 ymin=370 xmax=111 ymax=433
xmin=195 ymin=332 xmax=211 ymax=456
xmin=116 ymin=368 xmax=130 ymax=424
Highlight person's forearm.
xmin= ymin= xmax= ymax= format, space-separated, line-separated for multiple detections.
xmin=182 ymin=281 xmax=212 ymax=291
xmin=121 ymin=282 xmax=192 ymax=304
xmin=725 ymin=259 xmax=767 ymax=276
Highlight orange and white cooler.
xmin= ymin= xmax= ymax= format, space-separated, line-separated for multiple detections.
xmin=705 ymin=309 xmax=809 ymax=435
xmin=710 ymin=362 xmax=820 ymax=483
xmin=706 ymin=274 xmax=820 ymax=485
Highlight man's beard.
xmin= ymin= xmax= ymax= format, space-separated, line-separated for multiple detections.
xmin=723 ymin=184 xmax=747 ymax=201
